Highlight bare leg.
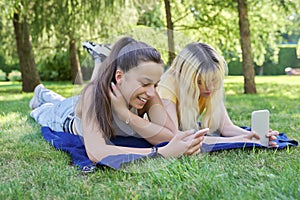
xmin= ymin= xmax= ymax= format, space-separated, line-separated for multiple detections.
xmin=82 ymin=41 xmax=111 ymax=81
xmin=90 ymin=62 xmax=101 ymax=82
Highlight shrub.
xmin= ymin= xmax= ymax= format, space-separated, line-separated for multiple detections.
xmin=262 ymin=63 xmax=285 ymax=75
xmin=8 ymin=70 xmax=22 ymax=81
xmin=278 ymin=46 xmax=300 ymax=68
xmin=0 ymin=69 xmax=6 ymax=81
xmin=228 ymin=46 xmax=300 ymax=76
xmin=228 ymin=60 xmax=243 ymax=75
xmin=0 ymin=54 xmax=20 ymax=78
xmin=37 ymin=51 xmax=71 ymax=81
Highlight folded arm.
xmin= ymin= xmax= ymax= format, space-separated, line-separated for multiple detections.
xmin=77 ymin=86 xmax=154 ymax=162
xmin=110 ymin=86 xmax=177 ymax=145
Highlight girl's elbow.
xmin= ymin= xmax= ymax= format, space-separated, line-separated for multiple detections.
xmin=86 ymin=150 xmax=100 ymax=163
xmin=147 ymin=134 xmax=173 ymax=145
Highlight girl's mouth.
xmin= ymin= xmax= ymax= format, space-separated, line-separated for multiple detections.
xmin=138 ymin=96 xmax=148 ymax=103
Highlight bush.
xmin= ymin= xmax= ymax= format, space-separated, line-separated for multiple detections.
xmin=228 ymin=46 xmax=300 ymax=76
xmin=37 ymin=51 xmax=71 ymax=81
xmin=262 ymin=63 xmax=285 ymax=75
xmin=0 ymin=69 xmax=6 ymax=81
xmin=0 ymin=54 xmax=20 ymax=77
xmin=261 ymin=46 xmax=300 ymax=75
xmin=8 ymin=70 xmax=22 ymax=81
xmin=228 ymin=60 xmax=243 ymax=75
xmin=278 ymin=46 xmax=300 ymax=68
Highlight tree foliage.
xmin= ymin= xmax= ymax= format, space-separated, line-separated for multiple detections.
xmin=0 ymin=0 xmax=136 ymax=88
xmin=161 ymin=0 xmax=299 ymax=66
xmin=0 ymin=0 xmax=299 ymax=90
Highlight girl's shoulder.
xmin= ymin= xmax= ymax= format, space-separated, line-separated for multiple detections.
xmin=158 ymin=74 xmax=177 ymax=100
xmin=160 ymin=72 xmax=176 ymax=83
xmin=81 ymin=82 xmax=96 ymax=97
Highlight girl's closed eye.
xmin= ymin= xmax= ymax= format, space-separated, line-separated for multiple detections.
xmin=154 ymin=80 xmax=160 ymax=88
xmin=141 ymin=82 xmax=150 ymax=87
xmin=140 ymin=82 xmax=159 ymax=89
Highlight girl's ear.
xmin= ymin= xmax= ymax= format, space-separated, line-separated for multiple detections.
xmin=115 ymin=69 xmax=124 ymax=84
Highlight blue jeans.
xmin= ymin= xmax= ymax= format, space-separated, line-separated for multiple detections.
xmin=30 ymin=87 xmax=79 ymax=132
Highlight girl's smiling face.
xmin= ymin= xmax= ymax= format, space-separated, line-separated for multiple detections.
xmin=116 ymin=61 xmax=163 ymax=109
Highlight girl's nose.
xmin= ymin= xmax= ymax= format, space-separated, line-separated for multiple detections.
xmin=146 ymin=85 xmax=155 ymax=97
xmin=206 ymin=84 xmax=214 ymax=92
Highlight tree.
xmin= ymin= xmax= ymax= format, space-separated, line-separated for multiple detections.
xmin=0 ymin=0 xmax=42 ymax=92
xmin=0 ymin=2 xmax=20 ymax=79
xmin=1 ymin=0 xmax=130 ymax=90
xmin=161 ymin=0 xmax=256 ymax=93
xmin=164 ymin=0 xmax=176 ymax=64
xmin=30 ymin=0 xmax=94 ymax=85
xmin=30 ymin=0 xmax=131 ymax=85
xmin=12 ymin=3 xmax=41 ymax=92
xmin=237 ymin=0 xmax=256 ymax=94
xmin=69 ymin=38 xmax=83 ymax=84
xmin=158 ymin=0 xmax=298 ymax=93
xmin=297 ymin=38 xmax=300 ymax=59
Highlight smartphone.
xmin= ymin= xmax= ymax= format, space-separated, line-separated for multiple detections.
xmin=251 ymin=110 xmax=269 ymax=146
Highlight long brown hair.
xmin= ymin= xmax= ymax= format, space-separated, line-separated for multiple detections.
xmin=83 ymin=37 xmax=163 ymax=139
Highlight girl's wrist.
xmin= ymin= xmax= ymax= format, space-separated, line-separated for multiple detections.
xmin=118 ymin=109 xmax=131 ymax=124
xmin=123 ymin=110 xmax=131 ymax=125
xmin=156 ymin=146 xmax=168 ymax=158
xmin=148 ymin=146 xmax=164 ymax=158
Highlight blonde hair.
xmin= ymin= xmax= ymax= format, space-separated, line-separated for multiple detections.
xmin=162 ymin=42 xmax=228 ymax=132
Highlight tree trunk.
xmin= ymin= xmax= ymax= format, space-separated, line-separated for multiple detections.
xmin=164 ymin=0 xmax=176 ymax=65
xmin=237 ymin=0 xmax=256 ymax=94
xmin=69 ymin=38 xmax=83 ymax=85
xmin=13 ymin=13 xmax=40 ymax=92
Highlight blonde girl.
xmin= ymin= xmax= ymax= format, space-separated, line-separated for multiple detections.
xmin=158 ymin=42 xmax=278 ymax=146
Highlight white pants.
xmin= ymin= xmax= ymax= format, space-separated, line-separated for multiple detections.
xmin=30 ymin=87 xmax=79 ymax=132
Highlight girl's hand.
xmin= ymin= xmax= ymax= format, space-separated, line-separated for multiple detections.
xmin=239 ymin=131 xmax=278 ymax=147
xmin=109 ymin=82 xmax=129 ymax=119
xmin=266 ymin=129 xmax=279 ymax=147
xmin=158 ymin=128 xmax=208 ymax=158
xmin=183 ymin=128 xmax=208 ymax=155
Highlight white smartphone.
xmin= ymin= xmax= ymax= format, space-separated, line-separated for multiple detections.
xmin=251 ymin=110 xmax=270 ymax=147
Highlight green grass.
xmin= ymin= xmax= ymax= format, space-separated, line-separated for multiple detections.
xmin=0 ymin=76 xmax=299 ymax=200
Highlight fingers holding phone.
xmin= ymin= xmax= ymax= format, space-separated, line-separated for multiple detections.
xmin=183 ymin=128 xmax=209 ymax=155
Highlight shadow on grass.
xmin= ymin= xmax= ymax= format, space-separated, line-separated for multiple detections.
xmin=0 ymin=98 xmax=32 ymax=114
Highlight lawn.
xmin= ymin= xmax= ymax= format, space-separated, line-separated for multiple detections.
xmin=0 ymin=76 xmax=299 ymax=200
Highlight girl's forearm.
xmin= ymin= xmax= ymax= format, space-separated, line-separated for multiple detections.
xmin=221 ymin=124 xmax=250 ymax=137
xmin=122 ymin=111 xmax=174 ymax=144
xmin=203 ymin=134 xmax=251 ymax=144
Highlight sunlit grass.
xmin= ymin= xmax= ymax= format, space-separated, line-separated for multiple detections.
xmin=0 ymin=77 xmax=299 ymax=199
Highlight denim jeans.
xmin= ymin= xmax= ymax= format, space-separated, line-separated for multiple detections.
xmin=30 ymin=87 xmax=79 ymax=132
